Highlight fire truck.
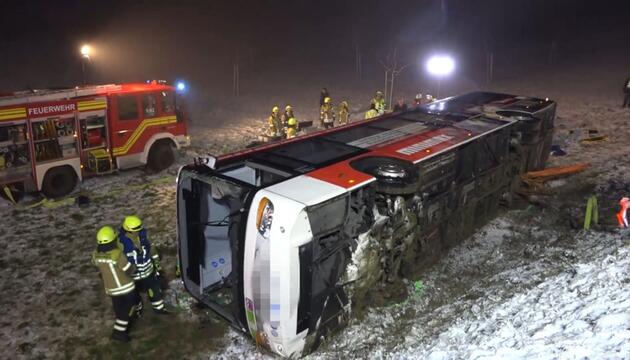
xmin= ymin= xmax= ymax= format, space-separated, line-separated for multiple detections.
xmin=0 ymin=82 xmax=190 ymax=198
xmin=176 ymin=92 xmax=555 ymax=357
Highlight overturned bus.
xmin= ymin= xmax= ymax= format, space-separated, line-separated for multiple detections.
xmin=176 ymin=92 xmax=555 ymax=357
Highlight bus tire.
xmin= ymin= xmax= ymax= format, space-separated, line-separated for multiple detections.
xmin=147 ymin=140 xmax=175 ymax=173
xmin=41 ymin=166 xmax=77 ymax=198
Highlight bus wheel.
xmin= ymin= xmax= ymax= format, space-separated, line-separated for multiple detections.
xmin=42 ymin=166 xmax=77 ymax=198
xmin=147 ymin=141 xmax=175 ymax=173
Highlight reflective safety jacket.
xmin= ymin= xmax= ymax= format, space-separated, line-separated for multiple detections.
xmin=92 ymin=244 xmax=136 ymax=296
xmin=268 ymin=114 xmax=282 ymax=137
xmin=365 ymin=109 xmax=379 ymax=119
xmin=618 ymin=203 xmax=629 ymax=228
xmin=371 ymin=98 xmax=386 ymax=114
xmin=119 ymin=229 xmax=159 ymax=280
xmin=320 ymin=103 xmax=335 ymax=123
xmin=338 ymin=104 xmax=349 ymax=125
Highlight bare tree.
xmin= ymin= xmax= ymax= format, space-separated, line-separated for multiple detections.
xmin=380 ymin=48 xmax=411 ymax=110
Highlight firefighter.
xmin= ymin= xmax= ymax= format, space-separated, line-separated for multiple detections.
xmin=623 ymin=77 xmax=630 ymax=108
xmin=281 ymin=105 xmax=294 ymax=134
xmin=268 ymin=106 xmax=282 ymax=137
xmin=319 ymin=88 xmax=330 ymax=107
xmin=320 ymin=97 xmax=335 ymax=129
xmin=393 ymin=98 xmax=408 ymax=112
xmin=92 ymin=226 xmax=137 ymax=342
xmin=365 ymin=102 xmax=379 ymax=119
xmin=338 ymin=101 xmax=350 ymax=125
xmin=413 ymin=93 xmax=423 ymax=107
xmin=618 ymin=197 xmax=629 ymax=228
xmin=370 ymin=90 xmax=386 ymax=115
xmin=286 ymin=116 xmax=299 ymax=139
xmin=118 ymin=215 xmax=168 ymax=316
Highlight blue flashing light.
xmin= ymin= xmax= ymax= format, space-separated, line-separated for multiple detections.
xmin=176 ymin=81 xmax=186 ymax=92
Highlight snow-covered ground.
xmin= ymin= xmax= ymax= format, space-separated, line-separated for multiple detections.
xmin=214 ymin=216 xmax=630 ymax=360
xmin=1 ymin=63 xmax=629 ymax=359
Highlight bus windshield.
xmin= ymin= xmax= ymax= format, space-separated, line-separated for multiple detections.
xmin=177 ymin=169 xmax=253 ymax=325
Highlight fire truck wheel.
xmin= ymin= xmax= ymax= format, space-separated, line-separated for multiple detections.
xmin=41 ymin=166 xmax=77 ymax=198
xmin=147 ymin=141 xmax=175 ymax=173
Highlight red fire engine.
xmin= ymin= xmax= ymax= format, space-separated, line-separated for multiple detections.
xmin=0 ymin=82 xmax=190 ymax=198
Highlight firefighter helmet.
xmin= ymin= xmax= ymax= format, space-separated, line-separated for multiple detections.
xmin=324 ymin=97 xmax=331 ymax=104
xmin=272 ymin=106 xmax=279 ymax=114
xmin=96 ymin=226 xmax=117 ymax=244
xmin=340 ymin=101 xmax=348 ymax=108
xmin=376 ymin=90 xmax=384 ymax=98
xmin=123 ymin=215 xmax=143 ymax=232
xmin=285 ymin=105 xmax=292 ymax=112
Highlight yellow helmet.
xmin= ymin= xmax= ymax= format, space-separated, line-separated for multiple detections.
xmin=324 ymin=97 xmax=331 ymax=104
xmin=272 ymin=106 xmax=279 ymax=114
xmin=376 ymin=90 xmax=383 ymax=97
xmin=340 ymin=101 xmax=348 ymax=108
xmin=96 ymin=226 xmax=117 ymax=244
xmin=287 ymin=117 xmax=297 ymax=126
xmin=123 ymin=215 xmax=143 ymax=232
xmin=285 ymin=105 xmax=292 ymax=112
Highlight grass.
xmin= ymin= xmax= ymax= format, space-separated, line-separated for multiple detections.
xmin=70 ymin=212 xmax=85 ymax=222
xmin=17 ymin=342 xmax=34 ymax=354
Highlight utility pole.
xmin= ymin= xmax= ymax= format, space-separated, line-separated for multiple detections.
xmin=486 ymin=52 xmax=494 ymax=84
xmin=80 ymin=44 xmax=91 ymax=86
xmin=355 ymin=44 xmax=362 ymax=80
xmin=233 ymin=49 xmax=240 ymax=96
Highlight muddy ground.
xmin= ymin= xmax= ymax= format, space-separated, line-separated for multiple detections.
xmin=1 ymin=63 xmax=629 ymax=359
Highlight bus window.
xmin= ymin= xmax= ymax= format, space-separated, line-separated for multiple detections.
xmin=143 ymin=93 xmax=158 ymax=118
xmin=118 ymin=95 xmax=139 ymax=121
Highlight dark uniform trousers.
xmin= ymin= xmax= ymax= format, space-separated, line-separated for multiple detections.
xmin=112 ymin=291 xmax=136 ymax=335
xmin=135 ymin=273 xmax=165 ymax=312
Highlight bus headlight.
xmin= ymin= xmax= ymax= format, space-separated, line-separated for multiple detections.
xmin=256 ymin=197 xmax=274 ymax=237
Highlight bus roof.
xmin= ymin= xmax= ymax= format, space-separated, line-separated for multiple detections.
xmin=216 ymin=92 xmax=552 ymax=181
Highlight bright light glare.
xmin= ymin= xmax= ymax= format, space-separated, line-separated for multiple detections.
xmin=426 ymin=55 xmax=455 ymax=77
xmin=176 ymin=81 xmax=186 ymax=92
xmin=80 ymin=44 xmax=91 ymax=57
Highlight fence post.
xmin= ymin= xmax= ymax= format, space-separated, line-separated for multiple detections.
xmin=584 ymin=195 xmax=598 ymax=230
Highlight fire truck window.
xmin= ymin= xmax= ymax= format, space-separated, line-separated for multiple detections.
xmin=160 ymin=91 xmax=175 ymax=114
xmin=143 ymin=94 xmax=158 ymax=118
xmin=118 ymin=95 xmax=139 ymax=121
xmin=0 ymin=123 xmax=31 ymax=179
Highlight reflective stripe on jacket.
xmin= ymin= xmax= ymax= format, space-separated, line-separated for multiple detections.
xmin=119 ymin=228 xmax=158 ymax=280
xmin=365 ymin=109 xmax=378 ymax=119
xmin=92 ymin=246 xmax=135 ymax=296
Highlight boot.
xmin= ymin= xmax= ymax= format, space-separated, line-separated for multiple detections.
xmin=111 ymin=330 xmax=130 ymax=342
xmin=153 ymin=308 xmax=170 ymax=315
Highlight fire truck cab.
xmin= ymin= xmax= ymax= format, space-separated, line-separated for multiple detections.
xmin=0 ymin=82 xmax=190 ymax=198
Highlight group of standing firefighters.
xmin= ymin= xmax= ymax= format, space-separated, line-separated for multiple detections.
xmin=265 ymin=88 xmax=437 ymax=139
xmin=92 ymin=215 xmax=167 ymax=342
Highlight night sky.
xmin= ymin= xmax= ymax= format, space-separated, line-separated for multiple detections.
xmin=1 ymin=0 xmax=629 ymax=92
